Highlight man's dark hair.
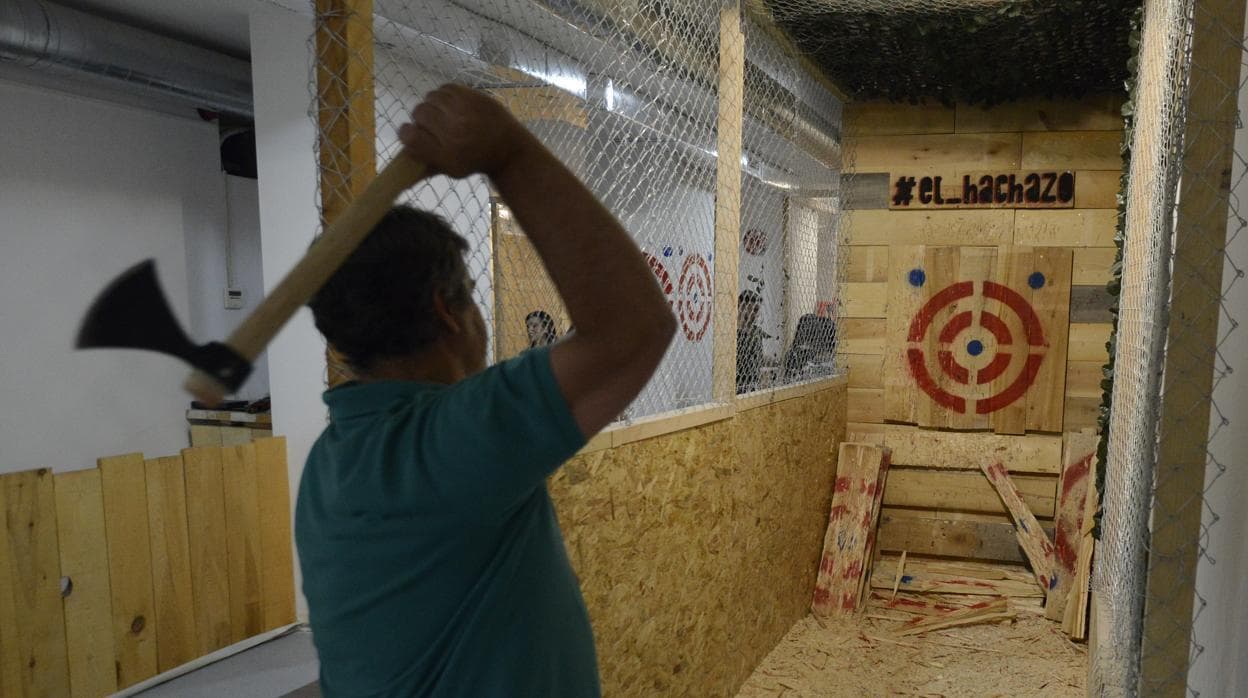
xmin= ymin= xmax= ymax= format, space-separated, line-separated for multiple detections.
xmin=309 ymin=205 xmax=471 ymax=372
xmin=525 ymin=309 xmax=558 ymax=347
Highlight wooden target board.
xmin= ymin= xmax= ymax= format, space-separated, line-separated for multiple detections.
xmin=884 ymin=246 xmax=1073 ymax=433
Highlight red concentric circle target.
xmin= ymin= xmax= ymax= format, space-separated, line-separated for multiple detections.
xmin=677 ymin=254 xmax=712 ymax=341
xmin=906 ymin=280 xmax=1047 ymax=415
xmin=644 ymin=252 xmax=674 ymax=307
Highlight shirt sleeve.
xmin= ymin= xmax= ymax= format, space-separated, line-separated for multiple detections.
xmin=411 ymin=346 xmax=586 ymax=511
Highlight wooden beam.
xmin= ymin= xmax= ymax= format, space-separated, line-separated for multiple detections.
xmin=884 ymin=469 xmax=1057 ymax=518
xmin=712 ymin=7 xmax=744 ymax=403
xmin=315 ymin=0 xmax=376 ymax=388
xmin=1139 ymin=0 xmax=1247 ymax=691
xmin=839 ymin=423 xmax=1063 ymax=474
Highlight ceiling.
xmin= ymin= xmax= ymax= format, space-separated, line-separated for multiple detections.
xmin=761 ymin=0 xmax=1140 ymax=104
xmin=53 ymin=0 xmax=299 ymax=59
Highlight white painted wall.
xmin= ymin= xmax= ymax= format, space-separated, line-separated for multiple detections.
xmin=784 ymin=198 xmax=822 ymax=344
xmin=184 ymin=174 xmax=270 ymax=401
xmin=250 ymin=3 xmax=324 ymax=621
xmin=0 ymin=78 xmax=225 ymax=473
xmin=1189 ymin=27 xmax=1248 ymax=693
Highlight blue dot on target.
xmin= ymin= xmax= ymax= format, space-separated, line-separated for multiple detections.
xmin=1028 ymin=271 xmax=1047 ymax=289
xmin=908 ymin=269 xmax=926 ymax=287
xmin=967 ymin=339 xmax=985 ymax=356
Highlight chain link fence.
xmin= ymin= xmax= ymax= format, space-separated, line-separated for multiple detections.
xmin=1092 ymin=0 xmax=1246 ymax=695
xmin=310 ymin=0 xmax=845 ymax=420
xmin=304 ymin=0 xmax=1248 ymax=694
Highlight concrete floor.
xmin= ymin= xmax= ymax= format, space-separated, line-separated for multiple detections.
xmin=133 ymin=627 xmax=320 ymax=698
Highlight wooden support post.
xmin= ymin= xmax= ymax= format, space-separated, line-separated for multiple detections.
xmin=315 ymin=0 xmax=376 ymax=387
xmin=713 ymin=7 xmax=744 ymax=402
xmin=1138 ymin=0 xmax=1247 ymax=692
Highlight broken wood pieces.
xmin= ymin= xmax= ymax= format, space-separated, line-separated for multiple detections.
xmin=978 ymin=461 xmax=1056 ymax=592
xmin=869 ymin=565 xmax=1045 ymax=599
xmin=1062 ymin=479 xmax=1099 ymax=639
xmin=1047 ymin=431 xmax=1099 ymax=621
xmin=896 ymin=597 xmax=1015 ymax=637
xmin=812 ymin=443 xmax=891 ymax=616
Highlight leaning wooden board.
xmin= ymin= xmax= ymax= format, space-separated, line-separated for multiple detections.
xmin=812 ymin=443 xmax=891 ymax=616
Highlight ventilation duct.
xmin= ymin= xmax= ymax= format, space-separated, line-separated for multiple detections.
xmin=0 ymin=0 xmax=253 ymax=118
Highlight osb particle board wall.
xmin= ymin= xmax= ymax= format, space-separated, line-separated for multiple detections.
xmin=548 ymin=380 xmax=847 ymax=697
xmin=839 ymin=96 xmax=1121 ymax=564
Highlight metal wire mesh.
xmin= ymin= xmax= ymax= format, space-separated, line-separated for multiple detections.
xmin=735 ymin=16 xmax=842 ymax=395
xmin=748 ymin=0 xmax=1138 ymax=105
xmin=310 ymin=0 xmax=845 ymax=420
xmin=1091 ymin=0 xmax=1247 ymax=695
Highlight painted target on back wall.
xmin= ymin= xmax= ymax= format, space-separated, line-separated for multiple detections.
xmin=677 ymin=253 xmax=712 ymax=341
xmin=905 ymin=268 xmax=1048 ymax=415
xmin=644 ymin=252 xmax=674 ymax=308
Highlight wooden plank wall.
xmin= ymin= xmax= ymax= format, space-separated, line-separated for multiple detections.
xmin=841 ymin=97 xmax=1120 ymax=563
xmin=0 ymin=437 xmax=296 ymax=696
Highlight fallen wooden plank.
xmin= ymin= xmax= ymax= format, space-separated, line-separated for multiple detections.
xmin=979 ymin=462 xmax=1056 ymax=592
xmin=869 ymin=567 xmax=1045 ymax=599
xmin=875 ymin=556 xmax=1038 ymax=585
xmin=869 ymin=592 xmax=970 ymax=617
xmin=812 ymin=443 xmax=890 ymax=616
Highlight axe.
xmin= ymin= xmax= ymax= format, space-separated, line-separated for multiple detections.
xmin=77 ymin=155 xmax=428 ymax=406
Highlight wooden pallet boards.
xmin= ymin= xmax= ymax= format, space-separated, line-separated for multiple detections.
xmin=812 ymin=443 xmax=891 ymax=616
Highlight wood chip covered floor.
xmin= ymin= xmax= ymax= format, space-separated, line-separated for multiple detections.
xmin=736 ymin=611 xmax=1087 ymax=697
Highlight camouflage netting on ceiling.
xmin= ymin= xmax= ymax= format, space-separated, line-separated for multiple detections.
xmin=752 ymin=0 xmax=1141 ymax=104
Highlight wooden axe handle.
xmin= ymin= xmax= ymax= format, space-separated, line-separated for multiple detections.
xmin=186 ymin=153 xmax=429 ymax=403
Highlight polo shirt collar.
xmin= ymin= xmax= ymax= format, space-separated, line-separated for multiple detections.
xmin=323 ymin=380 xmax=442 ymax=420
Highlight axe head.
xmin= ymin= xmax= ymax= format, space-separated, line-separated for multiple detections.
xmin=77 ymin=259 xmax=252 ymax=394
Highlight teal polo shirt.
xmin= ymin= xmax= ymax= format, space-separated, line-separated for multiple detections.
xmin=295 ymin=347 xmax=599 ymax=697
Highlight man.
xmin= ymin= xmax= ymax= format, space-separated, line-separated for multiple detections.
xmin=736 ymin=290 xmax=770 ymax=393
xmin=297 ymin=85 xmax=676 ymax=697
